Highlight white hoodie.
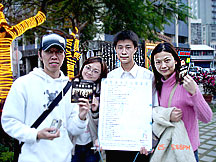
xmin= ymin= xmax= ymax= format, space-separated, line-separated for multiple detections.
xmin=1 ymin=68 xmax=88 ymax=162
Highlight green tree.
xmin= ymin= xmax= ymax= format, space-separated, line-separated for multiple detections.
xmin=102 ymin=0 xmax=192 ymax=40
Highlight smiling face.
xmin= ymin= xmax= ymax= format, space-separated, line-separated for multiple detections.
xmin=39 ymin=46 xmax=65 ymax=78
xmin=115 ymin=39 xmax=137 ymax=67
xmin=154 ymin=51 xmax=177 ymax=80
xmin=82 ymin=62 xmax=102 ymax=82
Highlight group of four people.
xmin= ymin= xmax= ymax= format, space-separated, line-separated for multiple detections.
xmin=1 ymin=30 xmax=212 ymax=162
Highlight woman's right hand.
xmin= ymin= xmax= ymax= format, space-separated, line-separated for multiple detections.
xmin=170 ymin=108 xmax=182 ymax=122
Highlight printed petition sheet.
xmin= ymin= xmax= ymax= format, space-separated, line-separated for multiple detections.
xmin=99 ymin=78 xmax=152 ymax=151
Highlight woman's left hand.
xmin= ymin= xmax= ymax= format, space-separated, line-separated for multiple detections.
xmin=140 ymin=147 xmax=149 ymax=155
xmin=182 ymin=74 xmax=197 ymax=95
xmin=94 ymin=139 xmax=103 ymax=151
xmin=91 ymin=95 xmax=99 ymax=112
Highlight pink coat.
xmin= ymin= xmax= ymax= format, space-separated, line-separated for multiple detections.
xmin=159 ymin=72 xmax=213 ymax=151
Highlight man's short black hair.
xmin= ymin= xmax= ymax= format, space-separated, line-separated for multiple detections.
xmin=113 ymin=30 xmax=139 ymax=48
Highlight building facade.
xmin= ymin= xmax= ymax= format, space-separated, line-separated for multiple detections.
xmin=190 ymin=45 xmax=215 ymax=68
xmin=191 ymin=19 xmax=202 ymax=44
xmin=190 ymin=0 xmax=216 ymax=68
xmin=198 ymin=0 xmax=216 ymax=45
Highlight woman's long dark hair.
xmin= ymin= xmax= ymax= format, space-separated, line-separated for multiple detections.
xmin=151 ymin=42 xmax=181 ymax=96
xmin=74 ymin=56 xmax=108 ymax=84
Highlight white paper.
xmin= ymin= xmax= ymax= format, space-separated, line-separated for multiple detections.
xmin=98 ymin=78 xmax=152 ymax=151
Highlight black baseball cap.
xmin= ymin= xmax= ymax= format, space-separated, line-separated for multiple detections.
xmin=40 ymin=33 xmax=66 ymax=52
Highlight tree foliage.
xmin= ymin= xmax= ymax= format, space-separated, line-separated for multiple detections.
xmin=102 ymin=0 xmax=192 ymax=40
xmin=1 ymin=0 xmax=192 ymax=42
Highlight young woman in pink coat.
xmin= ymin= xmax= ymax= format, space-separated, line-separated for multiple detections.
xmin=150 ymin=42 xmax=213 ymax=162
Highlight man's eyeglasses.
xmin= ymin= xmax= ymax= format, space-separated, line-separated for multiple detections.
xmin=84 ymin=65 xmax=101 ymax=76
xmin=45 ymin=50 xmax=64 ymax=56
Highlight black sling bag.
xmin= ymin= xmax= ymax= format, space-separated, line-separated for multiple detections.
xmin=13 ymin=81 xmax=72 ymax=162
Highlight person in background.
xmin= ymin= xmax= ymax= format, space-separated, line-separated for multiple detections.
xmin=71 ymin=56 xmax=108 ymax=162
xmin=1 ymin=33 xmax=89 ymax=162
xmin=105 ymin=30 xmax=158 ymax=162
xmin=150 ymin=42 xmax=213 ymax=162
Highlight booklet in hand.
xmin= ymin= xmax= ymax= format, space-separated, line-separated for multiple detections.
xmin=71 ymin=79 xmax=96 ymax=103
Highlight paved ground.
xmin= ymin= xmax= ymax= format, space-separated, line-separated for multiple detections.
xmin=198 ymin=108 xmax=216 ymax=162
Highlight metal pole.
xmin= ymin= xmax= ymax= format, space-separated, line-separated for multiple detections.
xmin=15 ymin=39 xmax=20 ymax=78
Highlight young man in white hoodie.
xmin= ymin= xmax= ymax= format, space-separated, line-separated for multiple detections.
xmin=1 ymin=33 xmax=90 ymax=162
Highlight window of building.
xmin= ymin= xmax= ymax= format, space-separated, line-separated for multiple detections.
xmin=192 ymin=51 xmax=200 ymax=56
xmin=212 ymin=26 xmax=216 ymax=30
xmin=178 ymin=36 xmax=188 ymax=44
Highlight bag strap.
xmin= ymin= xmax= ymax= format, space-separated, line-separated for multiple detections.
xmin=31 ymin=81 xmax=72 ymax=128
xmin=168 ymin=82 xmax=178 ymax=107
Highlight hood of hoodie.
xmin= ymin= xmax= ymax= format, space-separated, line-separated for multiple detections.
xmin=29 ymin=67 xmax=69 ymax=83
